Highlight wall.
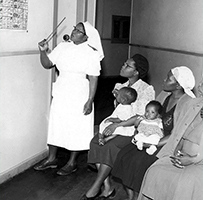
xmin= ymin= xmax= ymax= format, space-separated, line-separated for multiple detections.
xmin=130 ymin=0 xmax=203 ymax=95
xmin=56 ymin=0 xmax=96 ymax=44
xmin=96 ymin=0 xmax=132 ymax=76
xmin=0 ymin=0 xmax=97 ymax=184
xmin=56 ymin=0 xmax=77 ymax=44
xmin=0 ymin=0 xmax=54 ymax=184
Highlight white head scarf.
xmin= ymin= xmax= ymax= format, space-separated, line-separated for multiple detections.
xmin=82 ymin=21 xmax=104 ymax=61
xmin=171 ymin=66 xmax=196 ymax=98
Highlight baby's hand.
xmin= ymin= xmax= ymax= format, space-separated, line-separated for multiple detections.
xmin=112 ymin=89 xmax=119 ymax=97
xmin=38 ymin=39 xmax=49 ymax=51
xmin=137 ymin=115 xmax=144 ymax=120
xmin=98 ymin=138 xmax=105 ymax=146
xmin=104 ymin=118 xmax=110 ymax=123
xmin=131 ymin=137 xmax=137 ymax=145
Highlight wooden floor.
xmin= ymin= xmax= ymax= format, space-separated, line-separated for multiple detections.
xmin=0 ymin=149 xmax=127 ymax=200
xmin=0 ymin=76 xmax=128 ymax=200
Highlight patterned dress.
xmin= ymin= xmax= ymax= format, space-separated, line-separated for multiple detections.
xmin=114 ymin=79 xmax=155 ymax=115
xmin=88 ymin=80 xmax=155 ymax=168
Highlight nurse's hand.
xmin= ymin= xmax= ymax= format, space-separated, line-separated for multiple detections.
xmin=83 ymin=100 xmax=93 ymax=115
xmin=38 ymin=39 xmax=49 ymax=52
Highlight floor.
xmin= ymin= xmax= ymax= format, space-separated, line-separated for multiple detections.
xmin=0 ymin=150 xmax=128 ymax=200
xmin=0 ymin=76 xmax=128 ymax=200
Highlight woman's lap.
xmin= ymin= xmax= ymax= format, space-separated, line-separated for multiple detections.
xmin=88 ymin=134 xmax=132 ymax=168
xmin=112 ymin=143 xmax=158 ymax=192
xmin=140 ymin=158 xmax=203 ymax=200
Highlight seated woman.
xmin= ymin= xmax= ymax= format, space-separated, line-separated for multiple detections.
xmin=138 ymin=78 xmax=203 ymax=200
xmin=111 ymin=66 xmax=196 ymax=200
xmin=80 ymin=54 xmax=155 ymax=200
xmin=112 ymin=54 xmax=155 ymax=115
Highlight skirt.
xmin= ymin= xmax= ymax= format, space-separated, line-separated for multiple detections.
xmin=88 ymin=133 xmax=132 ymax=168
xmin=111 ymin=143 xmax=158 ymax=192
xmin=139 ymin=157 xmax=203 ymax=200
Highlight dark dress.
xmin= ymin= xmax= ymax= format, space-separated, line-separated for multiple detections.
xmin=111 ymin=95 xmax=176 ymax=192
xmin=88 ymin=134 xmax=132 ymax=168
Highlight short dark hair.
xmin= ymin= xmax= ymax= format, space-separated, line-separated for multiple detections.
xmin=131 ymin=54 xmax=149 ymax=79
xmin=120 ymin=87 xmax=138 ymax=104
xmin=146 ymin=100 xmax=163 ymax=115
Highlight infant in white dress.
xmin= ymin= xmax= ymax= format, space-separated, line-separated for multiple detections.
xmin=132 ymin=100 xmax=163 ymax=155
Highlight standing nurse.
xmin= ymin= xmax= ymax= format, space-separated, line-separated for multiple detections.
xmin=34 ymin=21 xmax=104 ymax=176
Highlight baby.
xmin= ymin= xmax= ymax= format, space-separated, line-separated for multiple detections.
xmin=131 ymin=100 xmax=163 ymax=155
xmin=98 ymin=87 xmax=137 ymax=145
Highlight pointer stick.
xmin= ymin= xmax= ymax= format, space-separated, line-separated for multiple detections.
xmin=46 ymin=31 xmax=57 ymax=43
xmin=46 ymin=17 xmax=66 ymax=42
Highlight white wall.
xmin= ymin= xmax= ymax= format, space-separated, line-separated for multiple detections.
xmin=0 ymin=55 xmax=51 ymax=175
xmin=0 ymin=0 xmax=97 ymax=184
xmin=0 ymin=0 xmax=54 ymax=183
xmin=56 ymin=0 xmax=77 ymax=44
xmin=56 ymin=0 xmax=97 ymax=44
xmin=130 ymin=0 xmax=203 ymax=95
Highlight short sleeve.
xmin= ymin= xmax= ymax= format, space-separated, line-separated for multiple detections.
xmin=48 ymin=43 xmax=64 ymax=65
xmin=111 ymin=104 xmax=134 ymax=120
xmin=85 ymin=50 xmax=101 ymax=76
xmin=158 ymin=119 xmax=163 ymax=129
xmin=141 ymin=85 xmax=156 ymax=103
xmin=114 ymin=81 xmax=129 ymax=90
xmin=133 ymin=85 xmax=155 ymax=115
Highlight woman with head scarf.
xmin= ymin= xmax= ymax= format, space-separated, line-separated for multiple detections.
xmin=81 ymin=55 xmax=155 ymax=199
xmin=34 ymin=21 xmax=104 ymax=176
xmin=111 ymin=66 xmax=196 ymax=200
xmin=138 ymin=75 xmax=203 ymax=200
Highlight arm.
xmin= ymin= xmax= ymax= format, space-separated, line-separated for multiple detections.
xmin=171 ymin=121 xmax=203 ymax=168
xmin=101 ymin=135 xmax=117 ymax=145
xmin=98 ymin=133 xmax=117 ymax=146
xmin=117 ymin=115 xmax=140 ymax=127
xmin=171 ymin=150 xmax=202 ymax=169
xmin=104 ymin=134 xmax=117 ymax=142
xmin=38 ymin=39 xmax=54 ymax=69
xmin=105 ymin=117 xmax=122 ymax=123
xmin=157 ymin=135 xmax=170 ymax=147
xmin=102 ymin=115 xmax=140 ymax=136
xmin=193 ymin=129 xmax=203 ymax=164
xmin=83 ymin=75 xmax=98 ymax=115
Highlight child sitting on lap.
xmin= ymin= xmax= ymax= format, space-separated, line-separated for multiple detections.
xmin=131 ymin=100 xmax=163 ymax=155
xmin=99 ymin=87 xmax=137 ymax=145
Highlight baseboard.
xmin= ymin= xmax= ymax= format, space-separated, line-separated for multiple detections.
xmin=0 ymin=149 xmax=48 ymax=184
